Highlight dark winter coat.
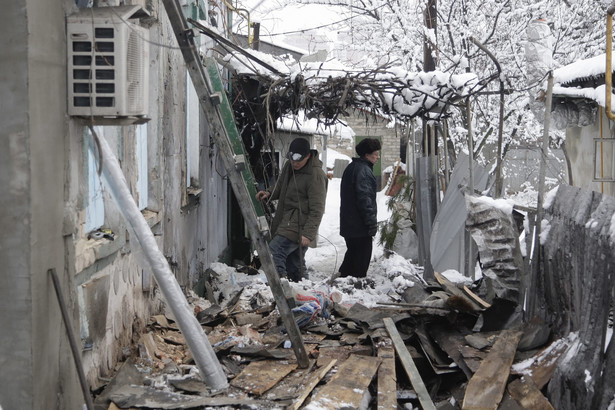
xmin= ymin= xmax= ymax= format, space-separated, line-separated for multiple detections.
xmin=340 ymin=157 xmax=377 ymax=238
xmin=268 ymin=150 xmax=327 ymax=246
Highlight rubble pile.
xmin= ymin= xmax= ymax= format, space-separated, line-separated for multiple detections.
xmin=92 ymin=265 xmax=567 ymax=410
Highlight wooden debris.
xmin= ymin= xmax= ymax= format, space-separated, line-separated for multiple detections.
xmin=289 ymin=359 xmax=337 ymax=410
xmin=434 ymin=272 xmax=482 ymax=312
xmin=264 ymin=360 xmax=317 ymax=401
xmin=510 ymin=337 xmax=572 ymax=389
xmin=109 ymin=384 xmax=267 ymax=409
xmin=462 ymin=285 xmax=491 ymax=309
xmin=307 ymin=354 xmax=381 ymax=409
xmin=230 ymin=360 xmax=298 ymax=395
xmin=151 ymin=314 xmax=178 ymax=330
xmin=139 ymin=332 xmax=159 ymax=361
xmin=377 ymin=345 xmax=397 ymax=410
xmin=416 ymin=325 xmax=458 ymax=375
xmin=507 ymin=376 xmax=554 ymax=410
xmin=462 ymin=329 xmax=523 ymax=410
xmin=383 ymin=317 xmax=436 ymax=410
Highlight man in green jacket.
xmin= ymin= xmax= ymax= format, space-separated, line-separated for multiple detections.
xmin=255 ymin=138 xmax=328 ymax=282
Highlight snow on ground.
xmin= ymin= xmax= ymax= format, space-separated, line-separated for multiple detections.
xmin=208 ymin=149 xmax=424 ymax=313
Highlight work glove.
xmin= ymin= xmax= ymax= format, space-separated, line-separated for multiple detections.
xmin=368 ymin=225 xmax=377 ymax=237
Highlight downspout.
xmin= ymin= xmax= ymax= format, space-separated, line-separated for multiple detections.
xmin=90 ymin=129 xmax=228 ymax=391
xmin=605 ymin=2 xmax=615 ymax=120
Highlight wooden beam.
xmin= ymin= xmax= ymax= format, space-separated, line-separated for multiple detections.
xmin=383 ymin=317 xmax=436 ymax=410
xmin=462 ymin=330 xmax=523 ymax=410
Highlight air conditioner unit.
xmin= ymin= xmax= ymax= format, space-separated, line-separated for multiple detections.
xmin=67 ymin=6 xmax=150 ymax=121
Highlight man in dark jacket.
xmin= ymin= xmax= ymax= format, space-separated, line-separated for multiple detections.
xmin=255 ymin=138 xmax=328 ymax=282
xmin=339 ymin=138 xmax=381 ymax=278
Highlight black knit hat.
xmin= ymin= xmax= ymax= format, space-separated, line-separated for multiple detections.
xmin=356 ymin=138 xmax=381 ymax=157
xmin=287 ymin=138 xmax=311 ymax=161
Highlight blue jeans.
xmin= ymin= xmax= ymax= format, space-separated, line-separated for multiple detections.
xmin=269 ymin=235 xmax=308 ymax=282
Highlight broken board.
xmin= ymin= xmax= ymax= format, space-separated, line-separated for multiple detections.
xmin=383 ymin=317 xmax=436 ymax=410
xmin=507 ymin=376 xmax=554 ymax=410
xmin=290 ymin=358 xmax=337 ymax=410
xmin=434 ymin=271 xmax=482 ymax=312
xmin=230 ymin=360 xmax=298 ymax=395
xmin=510 ymin=337 xmax=572 ymax=389
xmin=307 ymin=354 xmax=381 ymax=409
xmin=462 ymin=329 xmax=523 ymax=410
xmin=377 ymin=345 xmax=397 ymax=410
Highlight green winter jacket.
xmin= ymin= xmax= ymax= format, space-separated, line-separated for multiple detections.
xmin=268 ymin=149 xmax=327 ymax=247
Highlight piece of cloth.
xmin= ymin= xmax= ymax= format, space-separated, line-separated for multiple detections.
xmin=268 ymin=149 xmax=328 ymax=245
xmin=339 ymin=236 xmax=373 ymax=278
xmin=339 ymin=157 xmax=377 ymax=238
xmin=269 ymin=235 xmax=308 ymax=282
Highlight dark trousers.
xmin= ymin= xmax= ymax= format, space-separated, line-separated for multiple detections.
xmin=269 ymin=235 xmax=308 ymax=282
xmin=339 ymin=236 xmax=373 ymax=278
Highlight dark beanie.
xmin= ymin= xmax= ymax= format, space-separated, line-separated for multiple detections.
xmin=287 ymin=138 xmax=311 ymax=161
xmin=356 ymin=138 xmax=381 ymax=157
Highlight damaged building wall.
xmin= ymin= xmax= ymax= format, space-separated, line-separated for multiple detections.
xmin=0 ymin=0 xmax=76 ymax=409
xmin=565 ymin=107 xmax=615 ymax=196
xmin=538 ymin=185 xmax=615 ymax=409
xmin=0 ymin=0 xmax=231 ymax=408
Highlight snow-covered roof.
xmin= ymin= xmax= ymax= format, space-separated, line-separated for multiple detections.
xmin=552 ymin=53 xmax=615 ymax=108
xmin=220 ymin=46 xmax=479 ymax=121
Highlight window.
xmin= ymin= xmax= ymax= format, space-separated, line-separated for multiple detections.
xmin=85 ymin=126 xmax=105 ymax=232
xmin=186 ymin=70 xmax=200 ymax=189
xmin=136 ymin=123 xmax=149 ymax=209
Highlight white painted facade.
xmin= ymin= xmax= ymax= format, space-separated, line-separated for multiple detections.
xmin=0 ymin=1 xmax=232 ymax=408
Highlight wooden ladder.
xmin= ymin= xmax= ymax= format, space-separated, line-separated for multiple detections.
xmin=161 ymin=0 xmax=309 ymax=367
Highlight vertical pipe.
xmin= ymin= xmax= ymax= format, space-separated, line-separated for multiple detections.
xmin=49 ymin=268 xmax=95 ymax=410
xmin=92 ymin=130 xmax=228 ymax=391
xmin=528 ymin=72 xmax=554 ymax=318
xmin=605 ymin=3 xmax=615 ymax=120
xmin=465 ymin=98 xmax=475 ymax=280
xmin=443 ymin=119 xmax=449 ymax=189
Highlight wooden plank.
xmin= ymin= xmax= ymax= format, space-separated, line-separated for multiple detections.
xmin=383 ymin=317 xmax=436 ymax=410
xmin=377 ymin=345 xmax=397 ymax=410
xmin=263 ymin=359 xmax=316 ymax=401
xmin=230 ymin=360 xmax=298 ymax=395
xmin=462 ymin=330 xmax=523 ymax=410
xmin=434 ymin=272 xmax=482 ymax=312
xmin=463 ymin=285 xmax=491 ymax=309
xmin=510 ymin=337 xmax=571 ymax=390
xmin=308 ymin=355 xmax=381 ymax=409
xmin=289 ymin=359 xmax=337 ymax=410
xmin=507 ymin=376 xmax=554 ymax=410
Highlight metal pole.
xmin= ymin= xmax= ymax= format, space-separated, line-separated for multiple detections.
xmin=528 ymin=72 xmax=554 ymax=318
xmin=92 ymin=131 xmax=229 ymax=390
xmin=49 ymin=268 xmax=95 ymax=410
xmin=465 ymin=98 xmax=475 ymax=280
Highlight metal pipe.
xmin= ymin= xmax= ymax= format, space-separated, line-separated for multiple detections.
xmin=91 ymin=128 xmax=228 ymax=391
xmin=49 ymin=268 xmax=95 ymax=410
xmin=529 ymin=72 xmax=554 ymax=318
xmin=606 ymin=2 xmax=615 ymax=120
